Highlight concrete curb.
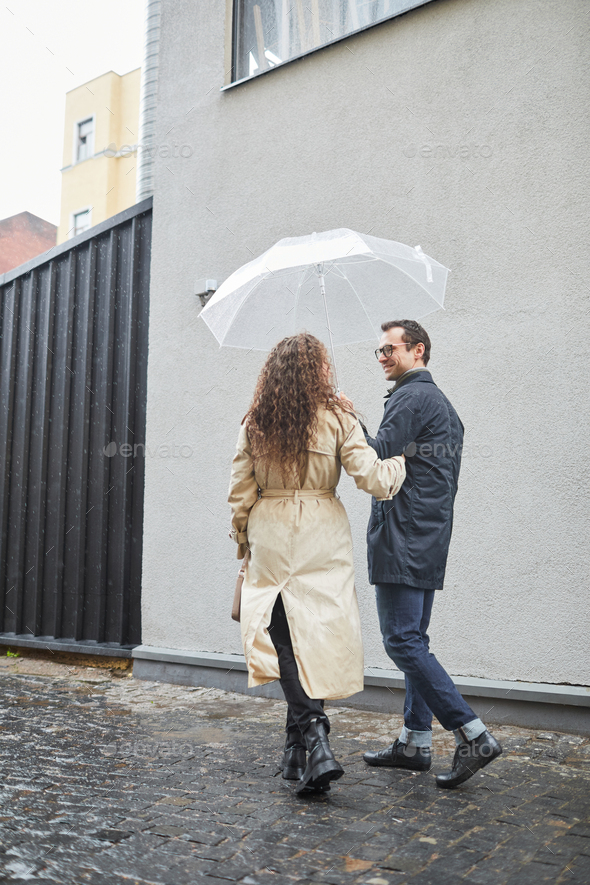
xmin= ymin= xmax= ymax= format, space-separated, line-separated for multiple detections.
xmin=0 ymin=634 xmax=135 ymax=658
xmin=131 ymin=645 xmax=590 ymax=736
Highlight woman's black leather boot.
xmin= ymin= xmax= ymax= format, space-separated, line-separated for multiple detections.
xmin=296 ymin=719 xmax=344 ymax=793
xmin=281 ymin=731 xmax=306 ymax=780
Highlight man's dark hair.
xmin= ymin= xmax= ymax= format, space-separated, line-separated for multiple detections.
xmin=381 ymin=320 xmax=431 ymax=366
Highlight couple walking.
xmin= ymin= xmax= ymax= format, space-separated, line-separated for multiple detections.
xmin=228 ymin=320 xmax=501 ymax=794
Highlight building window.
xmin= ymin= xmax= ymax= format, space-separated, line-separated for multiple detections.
xmin=232 ymin=0 xmax=430 ymax=82
xmin=72 ymin=209 xmax=92 ymax=237
xmin=76 ymin=117 xmax=94 ymax=162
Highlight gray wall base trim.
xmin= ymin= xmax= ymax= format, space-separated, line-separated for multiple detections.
xmin=132 ymin=647 xmax=590 ymax=736
xmin=0 ymin=635 xmax=135 ymax=658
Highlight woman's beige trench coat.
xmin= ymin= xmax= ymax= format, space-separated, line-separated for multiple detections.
xmin=228 ymin=407 xmax=406 ymax=700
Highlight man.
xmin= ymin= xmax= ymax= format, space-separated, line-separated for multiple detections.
xmin=354 ymin=320 xmax=501 ymax=788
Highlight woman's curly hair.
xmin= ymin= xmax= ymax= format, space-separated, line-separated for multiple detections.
xmin=245 ymin=333 xmax=347 ymax=483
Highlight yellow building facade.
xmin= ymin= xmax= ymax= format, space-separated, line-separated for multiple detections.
xmin=57 ymin=69 xmax=141 ymax=244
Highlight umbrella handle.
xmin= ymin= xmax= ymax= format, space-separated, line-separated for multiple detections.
xmin=318 ymin=269 xmax=340 ymax=394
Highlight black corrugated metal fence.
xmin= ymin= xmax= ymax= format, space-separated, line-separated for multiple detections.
xmin=0 ymin=199 xmax=152 ymax=653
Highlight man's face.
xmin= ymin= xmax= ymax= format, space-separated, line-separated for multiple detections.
xmin=377 ymin=327 xmax=425 ymax=381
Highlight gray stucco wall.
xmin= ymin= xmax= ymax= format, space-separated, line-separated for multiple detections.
xmin=141 ymin=0 xmax=589 ymax=686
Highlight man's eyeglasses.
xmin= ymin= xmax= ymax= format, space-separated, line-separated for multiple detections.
xmin=375 ymin=343 xmax=410 ymax=360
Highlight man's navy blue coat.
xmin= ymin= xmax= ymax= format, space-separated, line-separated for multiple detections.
xmin=364 ymin=370 xmax=463 ymax=590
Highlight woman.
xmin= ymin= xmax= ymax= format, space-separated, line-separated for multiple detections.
xmin=228 ymin=333 xmax=405 ymax=793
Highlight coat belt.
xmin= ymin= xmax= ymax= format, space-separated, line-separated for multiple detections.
xmin=260 ymin=488 xmax=335 ymax=526
xmin=260 ymin=488 xmax=335 ymax=502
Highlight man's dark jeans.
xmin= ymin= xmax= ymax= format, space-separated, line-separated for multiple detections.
xmin=269 ymin=593 xmax=329 ymax=737
xmin=375 ymin=583 xmax=478 ymax=743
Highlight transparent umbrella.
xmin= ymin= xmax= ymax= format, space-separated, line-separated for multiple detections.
xmin=200 ymin=228 xmax=449 ymax=390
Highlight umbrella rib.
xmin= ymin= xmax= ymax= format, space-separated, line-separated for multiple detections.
xmin=326 ymin=257 xmax=379 ymax=277
xmin=334 ymin=253 xmax=443 ymax=305
xmin=217 ymin=273 xmax=274 ymax=346
xmin=338 ymin=267 xmax=382 ymax=341
xmin=371 ymin=253 xmax=444 ymax=304
xmin=291 ymin=271 xmax=307 ymax=337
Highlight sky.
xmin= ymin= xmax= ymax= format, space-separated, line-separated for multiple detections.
xmin=0 ymin=0 xmax=145 ymax=226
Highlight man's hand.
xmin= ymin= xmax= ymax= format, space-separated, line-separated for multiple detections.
xmin=339 ymin=391 xmax=355 ymax=410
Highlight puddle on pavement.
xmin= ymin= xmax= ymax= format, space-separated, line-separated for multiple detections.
xmin=200 ymin=704 xmax=252 ymax=720
xmin=146 ymin=725 xmax=238 ymax=744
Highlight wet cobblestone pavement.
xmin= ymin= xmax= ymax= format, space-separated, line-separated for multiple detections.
xmin=1 ymin=660 xmax=589 ymax=884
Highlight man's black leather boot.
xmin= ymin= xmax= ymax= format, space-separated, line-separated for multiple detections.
xmin=296 ymin=719 xmax=344 ymax=794
xmin=280 ymin=731 xmax=306 ymax=781
xmin=364 ymin=739 xmax=431 ymax=771
xmin=436 ymin=730 xmax=502 ymax=789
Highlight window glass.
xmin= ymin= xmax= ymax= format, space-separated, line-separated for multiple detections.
xmin=77 ymin=118 xmax=94 ymax=162
xmin=73 ymin=210 xmax=91 ymax=236
xmin=233 ymin=0 xmax=423 ymax=81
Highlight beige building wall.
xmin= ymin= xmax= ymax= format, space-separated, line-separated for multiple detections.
xmin=57 ymin=68 xmax=141 ymax=244
xmin=140 ymin=0 xmax=589 ymax=690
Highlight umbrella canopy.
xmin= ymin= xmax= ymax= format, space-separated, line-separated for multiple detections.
xmin=200 ymin=228 xmax=449 ymax=386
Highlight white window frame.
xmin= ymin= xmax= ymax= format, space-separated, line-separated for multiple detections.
xmin=72 ymin=114 xmax=95 ymax=164
xmin=70 ymin=206 xmax=93 ymax=239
